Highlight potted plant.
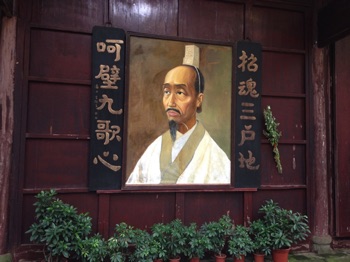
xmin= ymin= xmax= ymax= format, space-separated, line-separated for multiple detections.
xmin=248 ymin=219 xmax=271 ymax=262
xmin=184 ymin=223 xmax=212 ymax=262
xmin=151 ymin=222 xmax=169 ymax=262
xmin=228 ymin=225 xmax=253 ymax=262
xmin=107 ymin=222 xmax=140 ymax=262
xmin=259 ymin=200 xmax=310 ymax=262
xmin=81 ymin=234 xmax=108 ymax=262
xmin=165 ymin=219 xmax=187 ymax=261
xmin=128 ymin=229 xmax=157 ymax=262
xmin=200 ymin=214 xmax=234 ymax=261
xmin=26 ymin=190 xmax=92 ymax=262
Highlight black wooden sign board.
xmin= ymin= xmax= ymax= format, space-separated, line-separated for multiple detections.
xmin=234 ymin=40 xmax=262 ymax=188
xmin=89 ymin=26 xmax=126 ymax=190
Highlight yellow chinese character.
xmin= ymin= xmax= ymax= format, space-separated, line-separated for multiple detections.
xmin=96 ymin=39 xmax=124 ymax=61
xmin=95 ymin=65 xmax=121 ymax=89
xmin=95 ymin=120 xmax=121 ymax=145
xmin=238 ymin=50 xmax=258 ymax=72
xmin=97 ymin=94 xmax=123 ymax=115
xmin=238 ymin=78 xmax=259 ymax=98
xmin=238 ymin=150 xmax=260 ymax=170
xmin=238 ymin=125 xmax=255 ymax=146
xmin=93 ymin=151 xmax=121 ymax=172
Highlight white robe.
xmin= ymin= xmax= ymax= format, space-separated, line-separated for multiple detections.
xmin=126 ymin=126 xmax=230 ymax=184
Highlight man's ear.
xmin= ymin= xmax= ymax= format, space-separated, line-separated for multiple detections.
xmin=196 ymin=93 xmax=204 ymax=113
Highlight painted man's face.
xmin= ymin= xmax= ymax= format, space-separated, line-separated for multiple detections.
xmin=162 ymin=66 xmax=203 ymax=134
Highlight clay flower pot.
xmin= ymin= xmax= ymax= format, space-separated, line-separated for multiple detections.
xmin=234 ymin=255 xmax=245 ymax=262
xmin=215 ymin=253 xmax=227 ymax=262
xmin=272 ymin=248 xmax=290 ymax=262
xmin=254 ymin=253 xmax=265 ymax=262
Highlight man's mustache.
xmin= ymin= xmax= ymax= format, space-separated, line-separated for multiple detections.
xmin=166 ymin=108 xmax=181 ymax=114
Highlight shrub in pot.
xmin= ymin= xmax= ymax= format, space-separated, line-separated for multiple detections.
xmin=107 ymin=222 xmax=141 ymax=262
xmin=151 ymin=222 xmax=169 ymax=261
xmin=200 ymin=214 xmax=234 ymax=261
xmin=258 ymin=200 xmax=310 ymax=261
xmin=164 ymin=219 xmax=187 ymax=261
xmin=129 ymin=229 xmax=159 ymax=262
xmin=81 ymin=234 xmax=108 ymax=262
xmin=249 ymin=219 xmax=271 ymax=261
xmin=184 ymin=223 xmax=212 ymax=261
xmin=228 ymin=225 xmax=253 ymax=262
xmin=26 ymin=190 xmax=92 ymax=262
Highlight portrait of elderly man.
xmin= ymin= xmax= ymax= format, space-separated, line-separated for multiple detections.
xmin=126 ymin=59 xmax=231 ymax=184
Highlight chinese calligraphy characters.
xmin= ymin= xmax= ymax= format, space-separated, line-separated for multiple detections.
xmin=89 ymin=27 xmax=126 ymax=191
xmin=234 ymin=41 xmax=262 ymax=187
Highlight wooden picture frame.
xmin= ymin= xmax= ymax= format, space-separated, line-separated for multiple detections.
xmin=123 ymin=33 xmax=233 ymax=189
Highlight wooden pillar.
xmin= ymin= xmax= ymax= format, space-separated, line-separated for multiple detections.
xmin=310 ymin=0 xmax=333 ymax=254
xmin=311 ymin=44 xmax=332 ymax=254
xmin=0 ymin=16 xmax=16 ymax=255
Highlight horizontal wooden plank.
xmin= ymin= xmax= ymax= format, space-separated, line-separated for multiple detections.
xmin=179 ymin=0 xmax=244 ymax=42
xmin=110 ymin=0 xmax=178 ymax=36
xmin=29 ymin=28 xmax=91 ymax=81
xmin=262 ymin=51 xmax=305 ymax=94
xmin=262 ymin=97 xmax=306 ymax=140
xmin=27 ymin=82 xmax=90 ymax=135
xmin=260 ymin=144 xmax=306 ymax=186
xmin=250 ymin=6 xmax=305 ymax=50
xmin=30 ymin=0 xmax=104 ymax=31
xmin=24 ymin=139 xmax=89 ymax=188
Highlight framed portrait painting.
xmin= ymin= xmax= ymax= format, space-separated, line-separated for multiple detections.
xmin=123 ymin=33 xmax=233 ymax=188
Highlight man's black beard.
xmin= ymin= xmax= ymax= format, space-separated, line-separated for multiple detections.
xmin=169 ymin=120 xmax=178 ymax=142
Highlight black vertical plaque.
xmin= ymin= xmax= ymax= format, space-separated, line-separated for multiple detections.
xmin=89 ymin=26 xmax=126 ymax=190
xmin=234 ymin=40 xmax=262 ymax=188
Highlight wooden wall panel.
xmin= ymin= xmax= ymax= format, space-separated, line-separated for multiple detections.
xmin=108 ymin=193 xmax=176 ymax=233
xmin=261 ymin=144 xmax=306 ymax=185
xmin=183 ymin=192 xmax=244 ymax=225
xmin=30 ymin=0 xmax=105 ymax=30
xmin=12 ymin=0 xmax=313 ymax=253
xmin=179 ymin=0 xmax=244 ymax=42
xmin=262 ymin=97 xmax=305 ymax=140
xmin=251 ymin=189 xmax=307 ymax=221
xmin=27 ymin=82 xmax=90 ymax=135
xmin=110 ymin=0 xmax=178 ymax=35
xmin=29 ymin=29 xmax=91 ymax=81
xmin=24 ymin=140 xmax=89 ymax=188
xmin=250 ymin=6 xmax=305 ymax=50
xmin=262 ymin=52 xmax=305 ymax=94
xmin=335 ymin=35 xmax=350 ymax=237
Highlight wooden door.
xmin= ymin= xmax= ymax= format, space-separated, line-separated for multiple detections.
xmin=334 ymin=34 xmax=350 ymax=237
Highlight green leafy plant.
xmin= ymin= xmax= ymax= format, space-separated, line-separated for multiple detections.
xmin=200 ymin=214 xmax=234 ymax=257
xmin=183 ymin=223 xmax=212 ymax=260
xmin=249 ymin=219 xmax=271 ymax=256
xmin=26 ymin=190 xmax=92 ymax=262
xmin=151 ymin=222 xmax=169 ymax=261
xmin=128 ymin=229 xmax=156 ymax=262
xmin=108 ymin=222 xmax=140 ymax=262
xmin=81 ymin=234 xmax=108 ymax=262
xmin=263 ymin=105 xmax=283 ymax=174
xmin=166 ymin=219 xmax=187 ymax=259
xmin=259 ymin=200 xmax=310 ymax=250
xmin=228 ymin=224 xmax=253 ymax=259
